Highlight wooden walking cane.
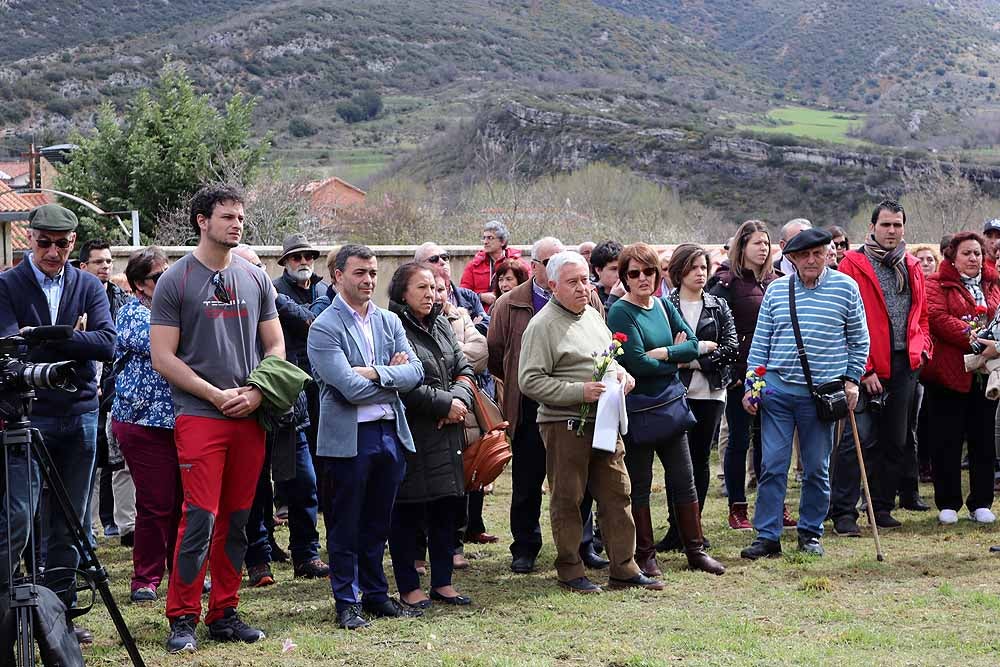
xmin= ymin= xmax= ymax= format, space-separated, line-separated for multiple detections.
xmin=847 ymin=410 xmax=885 ymax=562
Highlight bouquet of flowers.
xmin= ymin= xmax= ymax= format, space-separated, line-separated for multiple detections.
xmin=962 ymin=305 xmax=990 ymax=337
xmin=577 ymin=332 xmax=627 ymax=435
xmin=744 ymin=365 xmax=768 ymax=408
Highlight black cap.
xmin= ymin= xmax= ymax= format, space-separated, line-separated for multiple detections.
xmin=782 ymin=228 xmax=833 ymax=255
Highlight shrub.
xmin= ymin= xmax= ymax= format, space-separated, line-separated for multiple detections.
xmin=288 ymin=116 xmax=319 ymax=137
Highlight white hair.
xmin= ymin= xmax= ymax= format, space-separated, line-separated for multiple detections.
xmin=781 ymin=218 xmax=812 ymax=242
xmin=546 ymin=250 xmax=589 ymax=284
xmin=413 ymin=241 xmax=442 ymax=262
xmin=531 ymin=236 xmax=563 ymax=260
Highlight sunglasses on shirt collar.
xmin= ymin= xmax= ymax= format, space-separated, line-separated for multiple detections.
xmin=211 ymin=271 xmax=232 ymax=304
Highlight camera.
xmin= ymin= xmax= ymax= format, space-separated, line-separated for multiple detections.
xmin=0 ymin=326 xmax=78 ymax=422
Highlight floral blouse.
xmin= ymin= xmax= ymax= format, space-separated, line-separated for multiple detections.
xmin=111 ymin=297 xmax=175 ymax=429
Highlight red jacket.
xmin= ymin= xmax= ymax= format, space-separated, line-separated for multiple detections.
xmin=837 ymin=248 xmax=931 ymax=379
xmin=459 ymin=247 xmax=528 ymax=296
xmin=921 ymin=259 xmax=1000 ymax=393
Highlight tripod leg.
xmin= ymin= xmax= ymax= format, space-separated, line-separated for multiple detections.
xmin=28 ymin=430 xmax=146 ymax=667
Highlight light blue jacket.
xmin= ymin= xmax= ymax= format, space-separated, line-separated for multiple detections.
xmin=307 ymin=294 xmax=424 ymax=457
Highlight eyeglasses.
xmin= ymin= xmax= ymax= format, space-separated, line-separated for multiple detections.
xmin=211 ymin=271 xmax=232 ymax=304
xmin=427 ymin=253 xmax=450 ymax=264
xmin=627 ymin=267 xmax=658 ymax=280
xmin=285 ymin=252 xmax=315 ymax=263
xmin=482 ymin=235 xmax=497 ymax=242
xmin=834 ymin=241 xmax=849 ymax=249
xmin=532 ymin=258 xmax=550 ymax=267
xmin=35 ymin=237 xmax=72 ymax=249
xmin=144 ymin=270 xmax=165 ymax=283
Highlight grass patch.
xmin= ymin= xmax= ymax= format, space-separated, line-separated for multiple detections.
xmin=740 ymin=105 xmax=870 ymax=146
xmin=70 ymin=455 xmax=1000 ymax=666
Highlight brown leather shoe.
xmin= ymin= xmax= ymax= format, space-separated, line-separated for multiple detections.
xmin=675 ymin=500 xmax=725 ymax=576
xmin=452 ymin=553 xmax=470 ymax=570
xmin=608 ymin=573 xmax=665 ymax=591
xmin=631 ymin=506 xmax=662 ymax=577
xmin=72 ymin=623 xmax=94 ymax=645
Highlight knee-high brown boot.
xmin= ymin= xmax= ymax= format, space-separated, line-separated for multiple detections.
xmin=631 ymin=506 xmax=662 ymax=577
xmin=675 ymin=501 xmax=725 ymax=575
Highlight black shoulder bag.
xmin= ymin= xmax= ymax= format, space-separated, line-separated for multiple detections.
xmin=788 ymin=281 xmax=849 ymax=422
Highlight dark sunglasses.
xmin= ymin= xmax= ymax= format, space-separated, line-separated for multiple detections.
xmin=427 ymin=253 xmax=450 ymax=264
xmin=627 ymin=267 xmax=658 ymax=280
xmin=35 ymin=237 xmax=72 ymax=249
xmin=533 ymin=257 xmax=550 ymax=267
xmin=834 ymin=241 xmax=849 ymax=249
xmin=211 ymin=271 xmax=232 ymax=304
xmin=144 ymin=270 xmax=165 ymax=283
xmin=285 ymin=252 xmax=316 ymax=263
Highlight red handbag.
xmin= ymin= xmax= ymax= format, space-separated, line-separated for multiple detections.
xmin=456 ymin=376 xmax=512 ymax=491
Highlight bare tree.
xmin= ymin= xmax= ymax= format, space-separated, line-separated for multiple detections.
xmin=901 ymin=159 xmax=989 ymax=241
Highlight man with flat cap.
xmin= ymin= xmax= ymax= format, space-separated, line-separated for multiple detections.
xmin=0 ymin=204 xmax=116 ymax=643
xmin=740 ymin=227 xmax=869 ymax=560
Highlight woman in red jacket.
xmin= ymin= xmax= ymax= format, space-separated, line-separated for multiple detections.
xmin=922 ymin=231 xmax=1000 ymax=525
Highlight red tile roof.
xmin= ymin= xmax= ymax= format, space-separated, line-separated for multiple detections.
xmin=0 ymin=161 xmax=29 ymax=180
xmin=0 ymin=181 xmax=33 ymax=212
xmin=19 ymin=192 xmax=54 ymax=208
xmin=9 ymin=221 xmax=29 ymax=252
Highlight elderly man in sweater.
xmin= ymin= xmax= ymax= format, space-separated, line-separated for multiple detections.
xmin=518 ymin=250 xmax=662 ymax=593
xmin=741 ymin=228 xmax=870 ymax=560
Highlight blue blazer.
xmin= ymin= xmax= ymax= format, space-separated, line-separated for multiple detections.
xmin=307 ymin=294 xmax=423 ymax=457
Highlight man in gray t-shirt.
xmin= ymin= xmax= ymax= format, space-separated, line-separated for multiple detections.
xmin=149 ymin=184 xmax=284 ymax=654
xmin=151 ymin=252 xmax=278 ymax=418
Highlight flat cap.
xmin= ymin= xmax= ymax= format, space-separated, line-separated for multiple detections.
xmin=783 ymin=228 xmax=832 ymax=255
xmin=28 ymin=204 xmax=78 ymax=232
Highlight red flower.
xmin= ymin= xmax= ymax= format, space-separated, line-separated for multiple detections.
xmin=613 ymin=332 xmax=628 ymax=344
xmin=754 ymin=366 xmax=767 ymax=377
xmin=976 ymin=305 xmax=989 ymax=316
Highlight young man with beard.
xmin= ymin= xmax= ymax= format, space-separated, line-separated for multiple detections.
xmin=151 ymin=184 xmax=285 ymax=653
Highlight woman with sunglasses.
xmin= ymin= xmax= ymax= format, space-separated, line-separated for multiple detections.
xmin=657 ymin=244 xmax=738 ymax=552
xmin=607 ymin=243 xmax=725 ymax=577
xmin=111 ymin=247 xmax=177 ymax=603
xmin=709 ymin=220 xmax=780 ymax=532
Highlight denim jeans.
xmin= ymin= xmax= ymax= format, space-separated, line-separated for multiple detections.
xmin=0 ymin=411 xmax=98 ymax=605
xmin=724 ymin=384 xmax=763 ymax=503
xmin=754 ymin=387 xmax=834 ymax=542
xmin=246 ymin=430 xmax=321 ymax=567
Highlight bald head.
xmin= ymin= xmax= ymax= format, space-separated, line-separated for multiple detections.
xmin=780 ymin=218 xmax=812 ymax=248
xmin=232 ymin=244 xmax=263 ymax=268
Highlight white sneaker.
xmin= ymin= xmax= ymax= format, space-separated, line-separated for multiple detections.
xmin=939 ymin=509 xmax=959 ymax=524
xmin=972 ymin=508 xmax=996 ymax=523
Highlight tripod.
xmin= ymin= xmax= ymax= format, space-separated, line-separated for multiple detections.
xmin=2 ymin=392 xmax=145 ymax=666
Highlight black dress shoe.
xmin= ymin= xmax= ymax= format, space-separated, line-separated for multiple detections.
xmin=607 ymin=573 xmax=664 ymax=591
xmin=430 ymin=590 xmax=472 ymax=606
xmin=740 ymin=538 xmax=782 ymax=560
xmin=833 ymin=515 xmax=861 ymax=537
xmin=510 ymin=555 xmax=536 ymax=574
xmin=337 ymin=605 xmax=370 ymax=630
xmin=558 ymin=576 xmax=602 ymax=594
xmin=874 ymin=511 xmax=902 ymax=529
xmin=580 ymin=547 xmax=609 ymax=570
xmin=899 ymin=493 xmax=930 ymax=512
xmin=362 ymin=598 xmax=423 ymax=619
xmin=72 ymin=623 xmax=94 ymax=644
xmin=400 ymin=597 xmax=432 ymax=610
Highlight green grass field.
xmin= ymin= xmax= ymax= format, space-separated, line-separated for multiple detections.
xmin=740 ymin=107 xmax=870 ymax=146
xmin=76 ymin=457 xmax=1000 ymax=666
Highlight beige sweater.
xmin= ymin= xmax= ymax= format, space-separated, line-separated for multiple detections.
xmin=518 ymin=300 xmax=618 ymax=423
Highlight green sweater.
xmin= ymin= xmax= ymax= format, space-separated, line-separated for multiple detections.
xmin=518 ymin=300 xmax=619 ymax=423
xmin=606 ymin=297 xmax=699 ymax=396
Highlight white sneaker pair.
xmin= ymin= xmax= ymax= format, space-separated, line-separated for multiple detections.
xmin=939 ymin=508 xmax=997 ymax=524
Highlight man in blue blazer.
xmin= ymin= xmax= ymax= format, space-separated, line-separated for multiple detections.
xmin=0 ymin=204 xmax=115 ymax=644
xmin=308 ymin=244 xmax=424 ymax=630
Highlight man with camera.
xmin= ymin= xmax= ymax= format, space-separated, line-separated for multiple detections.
xmin=740 ymin=228 xmax=869 ymax=560
xmin=829 ymin=200 xmax=931 ymax=535
xmin=0 ymin=204 xmax=116 ymax=644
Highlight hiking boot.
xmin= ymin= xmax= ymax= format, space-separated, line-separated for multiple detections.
xmin=166 ymin=615 xmax=197 ymax=654
xmin=294 ymin=558 xmax=330 ymax=579
xmin=740 ymin=538 xmax=782 ymax=560
xmin=782 ymin=505 xmax=797 ymax=529
xmin=206 ymin=608 xmax=265 ymax=643
xmin=833 ymin=515 xmax=861 ymax=537
xmin=728 ymin=502 xmax=753 ymax=531
xmin=248 ymin=563 xmax=275 ymax=588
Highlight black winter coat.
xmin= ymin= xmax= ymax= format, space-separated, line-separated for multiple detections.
xmin=708 ymin=267 xmax=779 ymax=382
xmin=390 ymin=301 xmax=475 ymax=503
xmin=668 ymin=290 xmax=738 ymax=391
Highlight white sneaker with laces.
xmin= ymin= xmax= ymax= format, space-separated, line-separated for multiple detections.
xmin=938 ymin=509 xmax=959 ymax=524
xmin=972 ymin=508 xmax=996 ymax=523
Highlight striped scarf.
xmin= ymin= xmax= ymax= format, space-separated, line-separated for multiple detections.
xmin=960 ymin=272 xmax=987 ymax=307
xmin=863 ymin=236 xmax=908 ymax=294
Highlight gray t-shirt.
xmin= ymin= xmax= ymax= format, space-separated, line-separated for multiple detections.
xmin=150 ymin=253 xmax=278 ymax=419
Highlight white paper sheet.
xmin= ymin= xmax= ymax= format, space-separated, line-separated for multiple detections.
xmin=593 ymin=372 xmax=628 ymax=452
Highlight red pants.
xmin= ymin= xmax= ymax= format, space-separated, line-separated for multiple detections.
xmin=165 ymin=415 xmax=265 ymax=624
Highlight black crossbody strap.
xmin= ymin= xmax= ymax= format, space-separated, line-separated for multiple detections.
xmin=787 ymin=279 xmax=816 ymax=394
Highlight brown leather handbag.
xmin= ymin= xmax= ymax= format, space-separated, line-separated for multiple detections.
xmin=456 ymin=376 xmax=512 ymax=491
